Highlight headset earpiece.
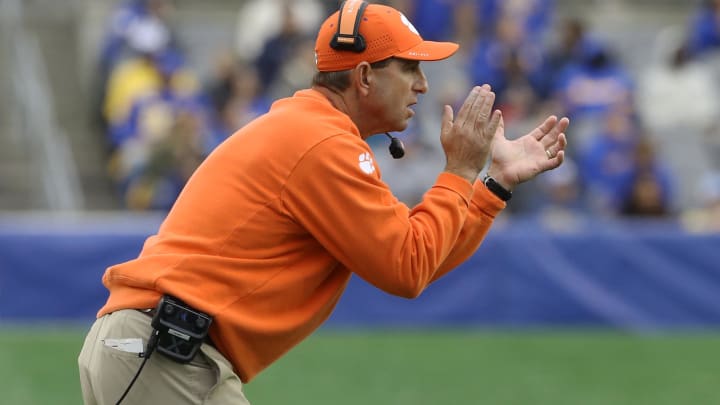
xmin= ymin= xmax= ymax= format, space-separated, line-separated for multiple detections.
xmin=330 ymin=0 xmax=368 ymax=53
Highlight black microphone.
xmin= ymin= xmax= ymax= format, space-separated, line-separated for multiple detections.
xmin=385 ymin=133 xmax=405 ymax=159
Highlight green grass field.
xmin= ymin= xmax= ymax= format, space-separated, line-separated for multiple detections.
xmin=1 ymin=327 xmax=719 ymax=405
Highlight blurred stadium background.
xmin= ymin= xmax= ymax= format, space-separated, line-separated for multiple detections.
xmin=1 ymin=0 xmax=720 ymax=404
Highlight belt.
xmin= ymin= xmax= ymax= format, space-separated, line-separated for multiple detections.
xmin=137 ymin=308 xmax=216 ymax=349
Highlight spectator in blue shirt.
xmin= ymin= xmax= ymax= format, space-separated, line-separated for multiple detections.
xmin=577 ymin=107 xmax=640 ymax=215
xmin=552 ymin=40 xmax=634 ymax=121
xmin=687 ymin=0 xmax=720 ymax=57
xmin=477 ymin=0 xmax=554 ymax=38
xmin=467 ymin=14 xmax=547 ymax=110
xmin=402 ymin=0 xmax=458 ymax=41
xmin=94 ymin=0 xmax=182 ymax=134
xmin=618 ymin=137 xmax=675 ymax=217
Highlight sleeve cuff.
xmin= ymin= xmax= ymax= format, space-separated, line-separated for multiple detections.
xmin=471 ymin=180 xmax=506 ymax=217
xmin=433 ymin=172 xmax=475 ymax=206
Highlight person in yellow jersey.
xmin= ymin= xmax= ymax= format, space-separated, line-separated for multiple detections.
xmin=79 ymin=1 xmax=569 ymax=404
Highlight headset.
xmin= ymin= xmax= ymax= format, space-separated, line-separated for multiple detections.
xmin=330 ymin=0 xmax=369 ymax=53
xmin=330 ymin=0 xmax=406 ymax=159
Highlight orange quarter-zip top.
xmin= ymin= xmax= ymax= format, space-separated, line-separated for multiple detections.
xmin=98 ymin=89 xmax=505 ymax=382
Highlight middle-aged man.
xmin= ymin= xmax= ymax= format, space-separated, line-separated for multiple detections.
xmin=79 ymin=2 xmax=569 ymax=404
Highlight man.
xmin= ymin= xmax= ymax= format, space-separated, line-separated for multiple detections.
xmin=78 ymin=2 xmax=569 ymax=404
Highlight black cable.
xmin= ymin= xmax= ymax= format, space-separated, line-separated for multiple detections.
xmin=115 ymin=330 xmax=159 ymax=405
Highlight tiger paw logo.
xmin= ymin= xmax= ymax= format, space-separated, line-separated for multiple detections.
xmin=358 ymin=152 xmax=375 ymax=175
xmin=400 ymin=13 xmax=419 ymax=36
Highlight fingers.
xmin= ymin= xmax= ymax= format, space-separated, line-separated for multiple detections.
xmin=495 ymin=114 xmax=505 ymax=140
xmin=474 ymin=89 xmax=496 ymax=132
xmin=455 ymin=86 xmax=482 ymax=126
xmin=539 ymin=141 xmax=566 ymax=172
xmin=545 ymin=133 xmax=567 ymax=160
xmin=456 ymin=85 xmax=492 ymax=129
xmin=445 ymin=104 xmax=454 ymax=123
xmin=542 ymin=149 xmax=565 ymax=171
xmin=485 ymin=109 xmax=502 ymax=140
xmin=537 ymin=116 xmax=570 ymax=149
xmin=532 ymin=116 xmax=556 ymax=140
xmin=440 ymin=105 xmax=454 ymax=136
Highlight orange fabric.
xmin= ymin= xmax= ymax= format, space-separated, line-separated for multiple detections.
xmin=315 ymin=3 xmax=459 ymax=72
xmin=337 ymin=0 xmax=364 ymax=43
xmin=98 ymin=89 xmax=505 ymax=383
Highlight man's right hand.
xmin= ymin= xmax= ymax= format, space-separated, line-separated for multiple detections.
xmin=440 ymin=85 xmax=502 ymax=184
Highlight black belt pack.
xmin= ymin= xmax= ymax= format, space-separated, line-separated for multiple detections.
xmin=149 ymin=295 xmax=213 ymax=363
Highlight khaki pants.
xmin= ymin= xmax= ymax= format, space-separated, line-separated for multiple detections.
xmin=78 ymin=309 xmax=251 ymax=405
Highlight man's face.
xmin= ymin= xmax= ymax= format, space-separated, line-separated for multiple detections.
xmin=364 ymin=58 xmax=428 ymax=133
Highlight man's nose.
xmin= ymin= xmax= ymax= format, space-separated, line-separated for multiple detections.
xmin=414 ymin=68 xmax=428 ymax=94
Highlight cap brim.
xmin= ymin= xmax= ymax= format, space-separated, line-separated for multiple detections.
xmin=394 ymin=41 xmax=459 ymax=62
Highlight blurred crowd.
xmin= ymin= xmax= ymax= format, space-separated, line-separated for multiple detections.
xmin=92 ymin=0 xmax=720 ymax=232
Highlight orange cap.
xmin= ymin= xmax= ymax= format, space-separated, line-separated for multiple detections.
xmin=315 ymin=2 xmax=460 ymax=72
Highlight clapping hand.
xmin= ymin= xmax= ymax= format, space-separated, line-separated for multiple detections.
xmin=486 ymin=115 xmax=570 ymax=190
xmin=440 ymin=85 xmax=502 ymax=184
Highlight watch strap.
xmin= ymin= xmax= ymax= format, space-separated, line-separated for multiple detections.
xmin=483 ymin=175 xmax=512 ymax=201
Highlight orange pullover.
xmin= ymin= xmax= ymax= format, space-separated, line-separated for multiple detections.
xmin=98 ymin=89 xmax=505 ymax=382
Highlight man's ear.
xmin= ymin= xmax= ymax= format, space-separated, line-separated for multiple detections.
xmin=355 ymin=62 xmax=372 ymax=95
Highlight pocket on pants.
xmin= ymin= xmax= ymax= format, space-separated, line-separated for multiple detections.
xmin=199 ymin=344 xmax=250 ymax=404
xmin=93 ymin=310 xmax=217 ymax=403
xmin=97 ymin=310 xmax=154 ymax=360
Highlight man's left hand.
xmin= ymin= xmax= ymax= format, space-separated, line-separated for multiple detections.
xmin=486 ymin=115 xmax=570 ymax=190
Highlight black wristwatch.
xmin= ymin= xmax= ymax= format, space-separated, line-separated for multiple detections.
xmin=483 ymin=174 xmax=512 ymax=201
